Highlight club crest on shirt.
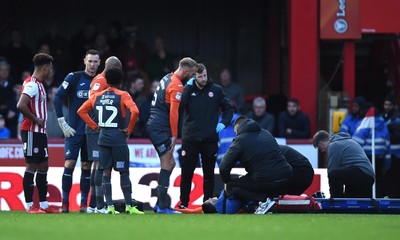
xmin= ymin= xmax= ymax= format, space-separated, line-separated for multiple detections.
xmin=208 ymin=92 xmax=214 ymax=97
xmin=33 ymin=148 xmax=39 ymax=154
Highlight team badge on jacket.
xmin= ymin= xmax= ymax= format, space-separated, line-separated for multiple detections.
xmin=208 ymin=92 xmax=214 ymax=97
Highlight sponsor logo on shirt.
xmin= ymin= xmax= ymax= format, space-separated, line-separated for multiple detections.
xmin=175 ymin=92 xmax=182 ymax=100
xmin=76 ymin=90 xmax=89 ymax=98
xmin=93 ymin=83 xmax=101 ymax=91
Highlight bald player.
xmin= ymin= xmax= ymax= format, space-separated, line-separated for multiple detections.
xmin=85 ymin=56 xmax=122 ymax=213
xmin=78 ymin=67 xmax=142 ymax=214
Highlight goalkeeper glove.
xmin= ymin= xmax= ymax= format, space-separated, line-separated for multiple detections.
xmin=216 ymin=123 xmax=226 ymax=133
xmin=57 ymin=117 xmax=76 ymax=138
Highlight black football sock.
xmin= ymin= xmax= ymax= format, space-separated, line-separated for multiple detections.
xmin=23 ymin=171 xmax=35 ymax=203
xmin=36 ymin=171 xmax=48 ymax=202
xmin=158 ymin=169 xmax=171 ymax=210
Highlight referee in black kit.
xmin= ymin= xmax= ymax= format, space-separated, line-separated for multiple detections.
xmin=177 ymin=63 xmax=233 ymax=209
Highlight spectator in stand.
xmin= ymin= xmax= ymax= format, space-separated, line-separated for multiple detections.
xmin=69 ymin=20 xmax=97 ymax=70
xmin=12 ymin=82 xmax=24 ymax=141
xmin=123 ymin=59 xmax=151 ymax=96
xmin=4 ymin=28 xmax=33 ymax=80
xmin=37 ymin=43 xmax=63 ymax=87
xmin=0 ymin=114 xmax=11 ymax=139
xmin=119 ymin=24 xmax=149 ymax=71
xmin=278 ymin=98 xmax=310 ymax=139
xmin=94 ymin=33 xmax=114 ymax=72
xmin=381 ymin=94 xmax=400 ymax=198
xmin=352 ymin=105 xmax=391 ymax=198
xmin=219 ymin=68 xmax=246 ymax=114
xmin=340 ymin=96 xmax=366 ymax=137
xmin=127 ymin=77 xmax=147 ymax=137
xmin=0 ymin=58 xmax=18 ymax=138
xmin=7 ymin=84 xmax=22 ymax=138
xmin=107 ymin=21 xmax=125 ymax=54
xmin=36 ymin=21 xmax=69 ymax=75
xmin=46 ymin=86 xmax=68 ymax=138
xmin=247 ymin=97 xmax=275 ymax=135
xmin=145 ymin=37 xmax=176 ymax=81
xmin=42 ymin=66 xmax=60 ymax=92
xmin=127 ymin=77 xmax=147 ymax=109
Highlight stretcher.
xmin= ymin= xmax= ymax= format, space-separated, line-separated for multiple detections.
xmin=315 ymin=198 xmax=400 ymax=214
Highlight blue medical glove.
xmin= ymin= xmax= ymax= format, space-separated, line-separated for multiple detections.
xmin=187 ymin=77 xmax=195 ymax=86
xmin=216 ymin=123 xmax=226 ymax=133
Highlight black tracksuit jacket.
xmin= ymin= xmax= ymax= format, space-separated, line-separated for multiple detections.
xmin=180 ymin=79 xmax=233 ymax=142
xmin=220 ymin=119 xmax=293 ymax=183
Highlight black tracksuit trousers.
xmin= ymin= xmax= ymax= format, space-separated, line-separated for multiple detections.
xmin=180 ymin=140 xmax=218 ymax=206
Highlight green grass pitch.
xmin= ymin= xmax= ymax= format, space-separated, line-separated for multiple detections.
xmin=0 ymin=211 xmax=400 ymax=240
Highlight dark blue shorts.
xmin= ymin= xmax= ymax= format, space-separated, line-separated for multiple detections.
xmin=64 ymin=134 xmax=88 ymax=162
xmin=86 ymin=133 xmax=99 ymax=161
xmin=146 ymin=124 xmax=172 ymax=157
xmin=99 ymin=145 xmax=129 ymax=172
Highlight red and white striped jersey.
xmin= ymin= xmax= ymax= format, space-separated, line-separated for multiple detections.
xmin=20 ymin=76 xmax=47 ymax=133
